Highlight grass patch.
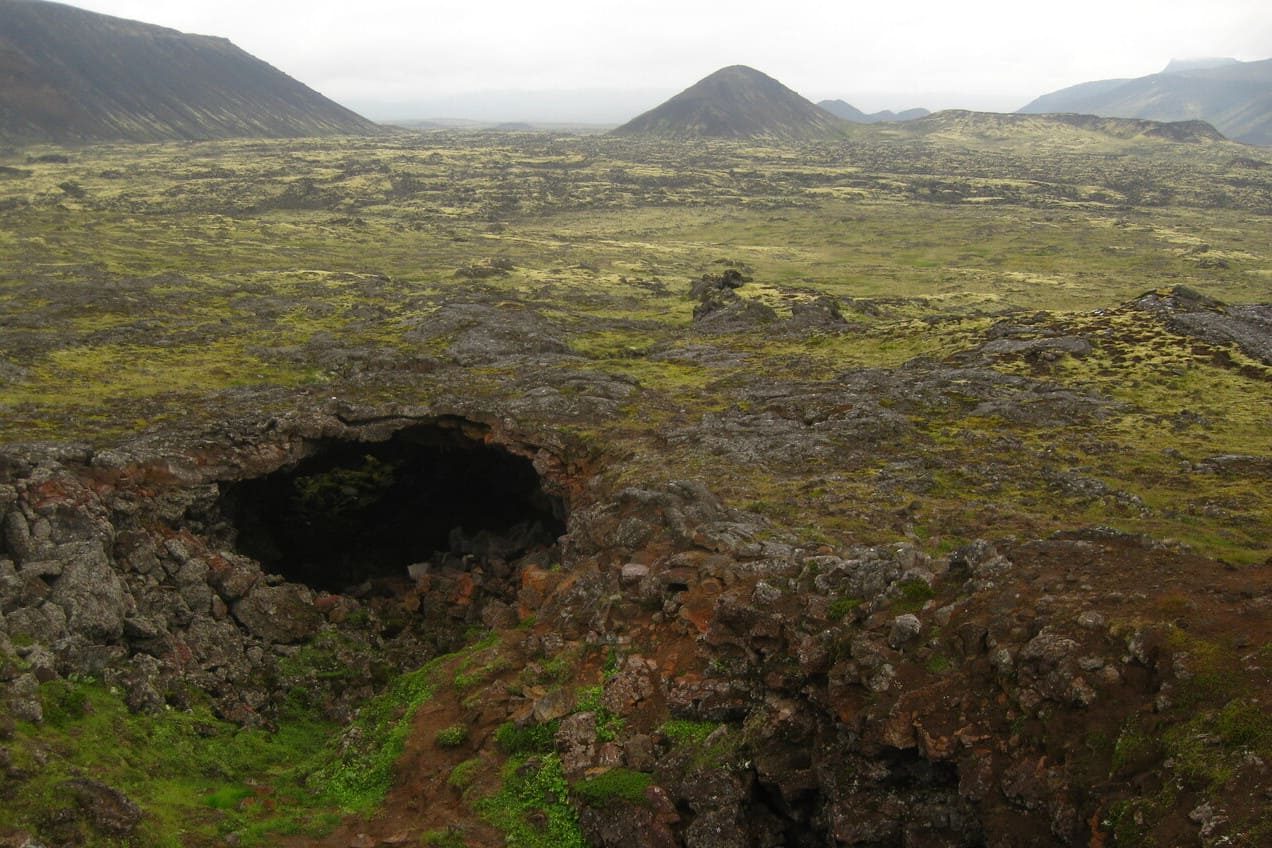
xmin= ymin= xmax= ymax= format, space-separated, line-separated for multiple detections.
xmin=2 ymin=678 xmax=339 ymax=847
xmin=474 ymin=754 xmax=586 ymax=848
xmin=494 ymin=720 xmax=559 ymax=756
xmin=204 ymin=785 xmax=253 ymax=811
xmin=306 ymin=655 xmax=443 ymax=812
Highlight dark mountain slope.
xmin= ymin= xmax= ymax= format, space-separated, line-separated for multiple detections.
xmin=0 ymin=0 xmax=381 ymax=143
xmin=1019 ymin=58 xmax=1272 ymax=146
xmin=613 ymin=65 xmax=843 ymax=142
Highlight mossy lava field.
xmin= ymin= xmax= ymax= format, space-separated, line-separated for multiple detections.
xmin=1 ymin=124 xmax=1270 ymax=847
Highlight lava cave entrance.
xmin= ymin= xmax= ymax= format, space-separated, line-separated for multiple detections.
xmin=219 ymin=425 xmax=566 ymax=592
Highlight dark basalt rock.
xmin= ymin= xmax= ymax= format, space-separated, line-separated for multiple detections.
xmin=692 ymin=287 xmax=778 ymax=329
xmin=689 ymin=269 xmax=750 ymax=299
xmin=63 ymin=778 xmax=142 ymax=838
xmin=0 ymin=407 xmax=581 ymax=726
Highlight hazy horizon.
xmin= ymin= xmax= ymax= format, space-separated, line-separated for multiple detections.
xmin=65 ymin=0 xmax=1272 ymax=123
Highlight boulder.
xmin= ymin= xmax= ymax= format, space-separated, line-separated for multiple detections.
xmin=231 ymin=583 xmax=321 ymax=644
xmin=889 ymin=614 xmax=922 ymax=649
xmin=48 ymin=545 xmax=127 ymax=642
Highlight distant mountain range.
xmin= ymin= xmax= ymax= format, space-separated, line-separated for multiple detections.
xmin=611 ymin=64 xmax=1226 ymax=146
xmin=817 ymin=100 xmax=929 ymax=123
xmin=3 ymin=2 xmax=1263 ymax=151
xmin=613 ymin=65 xmax=843 ymax=142
xmin=1019 ymin=58 xmax=1272 ymax=146
xmin=0 ymin=0 xmax=380 ymax=143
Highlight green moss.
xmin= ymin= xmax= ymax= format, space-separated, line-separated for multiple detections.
xmin=828 ymin=596 xmax=862 ymax=622
xmin=659 ymin=719 xmax=719 ymax=746
xmin=1111 ymin=718 xmax=1161 ymax=775
xmin=1103 ymin=797 xmax=1161 ymax=847
xmin=656 ymin=720 xmax=745 ymax=773
xmin=1161 ymin=698 xmax=1272 ymax=794
xmin=276 ymin=629 xmax=366 ymax=685
xmin=1167 ymin=629 xmax=1245 ymax=707
xmin=1214 ymin=698 xmax=1271 ymax=750
xmin=204 ymin=785 xmax=253 ymax=811
xmin=572 ymin=768 xmax=653 ymax=807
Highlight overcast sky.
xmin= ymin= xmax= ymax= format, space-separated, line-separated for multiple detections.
xmin=70 ymin=0 xmax=1272 ymax=122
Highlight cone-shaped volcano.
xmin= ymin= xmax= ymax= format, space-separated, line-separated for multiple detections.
xmin=614 ymin=65 xmax=843 ymax=142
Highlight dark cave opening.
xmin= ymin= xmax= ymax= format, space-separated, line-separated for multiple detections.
xmin=218 ymin=424 xmax=567 ymax=593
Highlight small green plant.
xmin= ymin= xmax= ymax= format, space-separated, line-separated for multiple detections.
xmin=891 ymin=579 xmax=934 ymax=613
xmin=828 ymin=596 xmax=862 ymax=622
xmin=596 ymin=713 xmax=625 ymax=743
xmin=38 ymin=678 xmax=91 ymax=726
xmin=572 ymin=768 xmax=653 ymax=807
xmin=447 ymin=758 xmax=482 ymax=791
xmin=576 ymin=685 xmax=603 ymax=712
xmin=574 ymin=685 xmax=624 ymax=742
xmin=537 ymin=654 xmax=572 ymax=683
xmin=603 ymin=648 xmax=622 ymax=679
xmin=435 ymin=725 xmax=469 ymax=748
